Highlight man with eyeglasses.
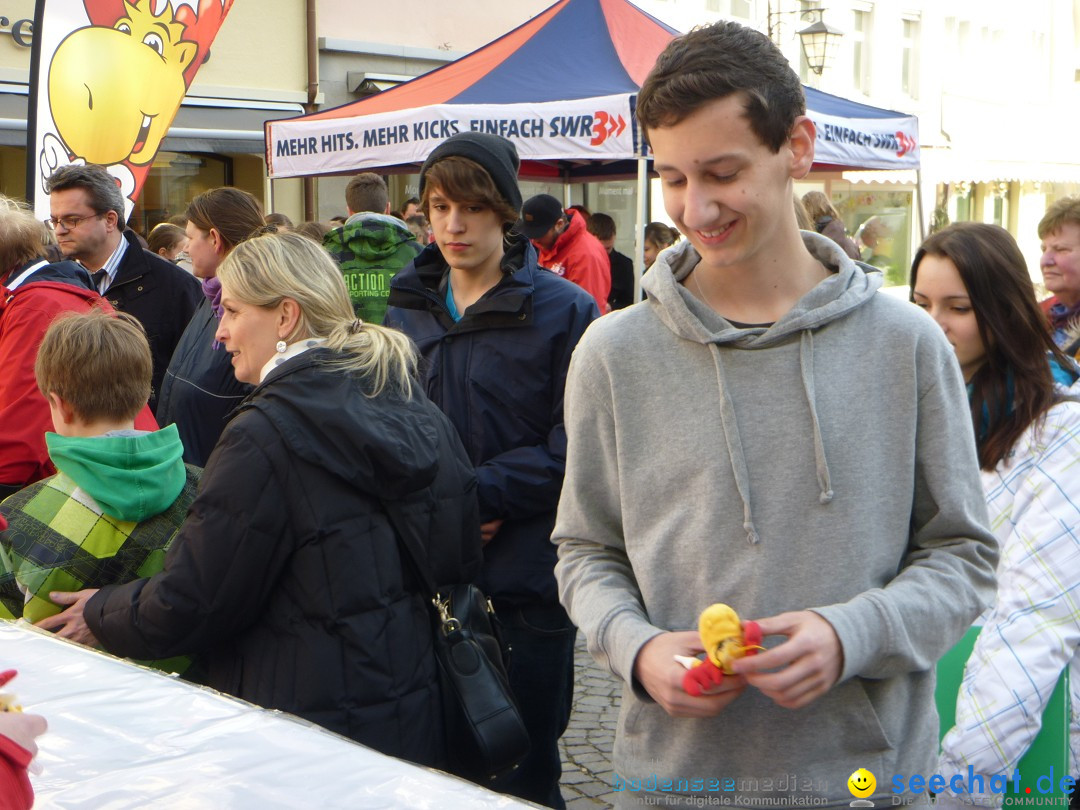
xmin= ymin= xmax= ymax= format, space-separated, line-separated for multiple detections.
xmin=46 ymin=165 xmax=200 ymax=412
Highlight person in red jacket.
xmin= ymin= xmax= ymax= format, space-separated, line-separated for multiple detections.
xmin=518 ymin=194 xmax=611 ymax=312
xmin=0 ymin=633 xmax=47 ymax=810
xmin=0 ymin=203 xmax=156 ymax=499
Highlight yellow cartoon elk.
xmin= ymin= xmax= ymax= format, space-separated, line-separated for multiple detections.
xmin=48 ymin=1 xmax=197 ymax=166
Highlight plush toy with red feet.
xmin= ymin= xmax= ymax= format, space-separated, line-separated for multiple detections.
xmin=0 ymin=670 xmax=20 ymax=712
xmin=680 ymin=603 xmax=763 ymax=697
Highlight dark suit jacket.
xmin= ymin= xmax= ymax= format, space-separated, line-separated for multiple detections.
xmin=101 ymin=231 xmax=202 ymax=412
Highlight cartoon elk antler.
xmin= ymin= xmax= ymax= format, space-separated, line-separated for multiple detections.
xmin=84 ymin=0 xmax=128 ymax=27
xmin=85 ymin=0 xmax=232 ymax=88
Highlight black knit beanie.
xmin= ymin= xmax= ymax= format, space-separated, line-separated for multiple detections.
xmin=418 ymin=132 xmax=523 ymax=212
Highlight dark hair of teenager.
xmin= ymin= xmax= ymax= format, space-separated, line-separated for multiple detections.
xmin=420 ymin=156 xmax=519 ymax=232
xmin=587 ymin=212 xmax=616 ymax=241
xmin=910 ymin=222 xmax=1072 ymax=470
xmin=346 ymin=172 xmax=388 ymax=214
xmin=636 ymin=20 xmax=805 ymax=153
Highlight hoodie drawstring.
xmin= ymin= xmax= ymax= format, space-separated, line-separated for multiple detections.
xmin=706 ymin=330 xmax=835 ymax=546
xmin=707 ymin=343 xmax=760 ymax=545
xmin=799 ymin=330 xmax=834 ymax=505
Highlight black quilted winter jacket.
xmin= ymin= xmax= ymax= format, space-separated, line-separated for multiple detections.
xmin=86 ymin=348 xmax=481 ymax=766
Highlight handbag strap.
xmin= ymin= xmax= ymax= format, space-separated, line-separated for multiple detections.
xmin=382 ymin=501 xmax=468 ymax=636
xmin=380 ymin=498 xmax=439 ymax=600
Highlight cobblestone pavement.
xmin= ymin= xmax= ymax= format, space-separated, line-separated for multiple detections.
xmin=559 ymin=631 xmax=622 ymax=809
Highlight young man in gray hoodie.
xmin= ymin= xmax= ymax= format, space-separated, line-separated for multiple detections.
xmin=553 ymin=21 xmax=999 ymax=809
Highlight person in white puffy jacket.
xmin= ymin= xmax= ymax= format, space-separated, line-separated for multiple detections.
xmin=911 ymin=222 xmax=1080 ymax=808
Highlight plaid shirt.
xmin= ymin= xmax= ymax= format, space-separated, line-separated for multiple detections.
xmin=938 ymin=400 xmax=1080 ymax=800
xmin=0 ymin=465 xmax=200 ymax=672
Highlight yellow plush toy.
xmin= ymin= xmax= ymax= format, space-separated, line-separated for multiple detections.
xmin=0 ymin=669 xmax=21 ymax=712
xmin=681 ymin=603 xmax=764 ymax=696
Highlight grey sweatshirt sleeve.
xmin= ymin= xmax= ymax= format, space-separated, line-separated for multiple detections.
xmin=812 ymin=346 xmax=999 ymax=683
xmin=554 ymin=339 xmax=663 ymax=688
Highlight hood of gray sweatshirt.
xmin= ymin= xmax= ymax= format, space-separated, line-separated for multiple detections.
xmin=643 ymin=235 xmax=884 ymax=547
xmin=554 ymin=232 xmax=998 ymax=807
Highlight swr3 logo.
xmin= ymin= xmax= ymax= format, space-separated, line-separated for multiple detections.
xmin=592 ymin=111 xmax=627 ymax=146
xmin=896 ymin=131 xmax=916 ymax=157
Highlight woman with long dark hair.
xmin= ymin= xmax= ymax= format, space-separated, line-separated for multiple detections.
xmin=910 ymin=222 xmax=1080 ymax=801
xmin=154 ymin=188 xmax=265 ymax=466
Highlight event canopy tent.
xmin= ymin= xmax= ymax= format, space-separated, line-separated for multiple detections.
xmin=265 ymin=0 xmax=920 ymax=182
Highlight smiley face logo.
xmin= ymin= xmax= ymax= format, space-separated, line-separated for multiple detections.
xmin=848 ymin=768 xmax=876 ymax=798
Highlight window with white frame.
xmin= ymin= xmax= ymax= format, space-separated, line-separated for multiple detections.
xmin=704 ymin=0 xmax=749 ymax=15
xmin=852 ymin=6 xmax=871 ymax=94
xmin=901 ymin=17 xmax=919 ymax=99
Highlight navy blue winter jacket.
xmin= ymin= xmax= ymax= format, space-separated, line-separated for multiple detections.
xmin=386 ymin=235 xmax=598 ymax=605
xmin=156 ymin=298 xmax=253 ymax=467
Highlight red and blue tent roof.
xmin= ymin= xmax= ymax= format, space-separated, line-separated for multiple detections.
xmin=265 ymin=0 xmax=918 ymax=179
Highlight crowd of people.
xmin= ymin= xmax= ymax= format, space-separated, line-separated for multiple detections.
xmin=2 ymin=17 xmax=1080 ymax=810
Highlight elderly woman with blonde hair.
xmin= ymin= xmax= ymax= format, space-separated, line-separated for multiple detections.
xmin=40 ymin=232 xmax=481 ymax=769
xmin=0 ymin=200 xmax=156 ymax=497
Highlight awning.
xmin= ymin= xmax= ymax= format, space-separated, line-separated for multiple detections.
xmin=0 ymin=87 xmax=302 ymax=154
xmin=0 ymin=84 xmax=28 ymax=146
xmin=920 ymin=147 xmax=1080 ymax=185
xmin=836 ymin=170 xmax=919 ymax=185
xmin=163 ymin=98 xmax=306 ymax=154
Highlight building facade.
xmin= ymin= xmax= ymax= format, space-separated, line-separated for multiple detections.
xmin=3 ymin=0 xmax=1073 ymax=271
xmin=743 ymin=0 xmax=1080 ymax=286
xmin=0 ymin=0 xmax=310 ymax=232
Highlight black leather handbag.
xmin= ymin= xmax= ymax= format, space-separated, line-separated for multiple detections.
xmin=384 ymin=505 xmax=530 ymax=782
xmin=430 ymin=584 xmax=531 ymax=781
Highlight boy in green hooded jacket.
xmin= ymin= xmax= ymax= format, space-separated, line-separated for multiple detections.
xmin=0 ymin=310 xmax=198 ymax=664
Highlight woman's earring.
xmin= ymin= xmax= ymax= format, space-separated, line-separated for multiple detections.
xmin=276 ymin=340 xmax=287 ymax=353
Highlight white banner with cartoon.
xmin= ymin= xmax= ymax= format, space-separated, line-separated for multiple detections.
xmin=267 ymin=94 xmax=636 ymax=179
xmin=31 ymin=0 xmax=234 ymax=220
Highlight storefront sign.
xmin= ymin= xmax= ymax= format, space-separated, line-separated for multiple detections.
xmin=0 ymin=16 xmax=33 ymax=47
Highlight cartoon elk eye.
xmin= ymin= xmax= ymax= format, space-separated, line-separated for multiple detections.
xmin=142 ymin=32 xmax=165 ymax=56
xmin=116 ymin=22 xmax=132 ymax=34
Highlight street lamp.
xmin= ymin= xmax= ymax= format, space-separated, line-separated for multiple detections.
xmin=767 ymin=3 xmax=843 ymax=76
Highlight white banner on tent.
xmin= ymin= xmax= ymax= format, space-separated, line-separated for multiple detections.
xmin=267 ymin=94 xmax=636 ymax=179
xmin=808 ymin=110 xmax=920 ymax=171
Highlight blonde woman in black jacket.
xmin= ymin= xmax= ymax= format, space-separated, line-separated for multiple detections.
xmin=40 ymin=232 xmax=481 ymax=768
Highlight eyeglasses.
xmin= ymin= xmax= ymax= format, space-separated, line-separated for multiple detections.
xmin=45 ymin=213 xmax=106 ymax=231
